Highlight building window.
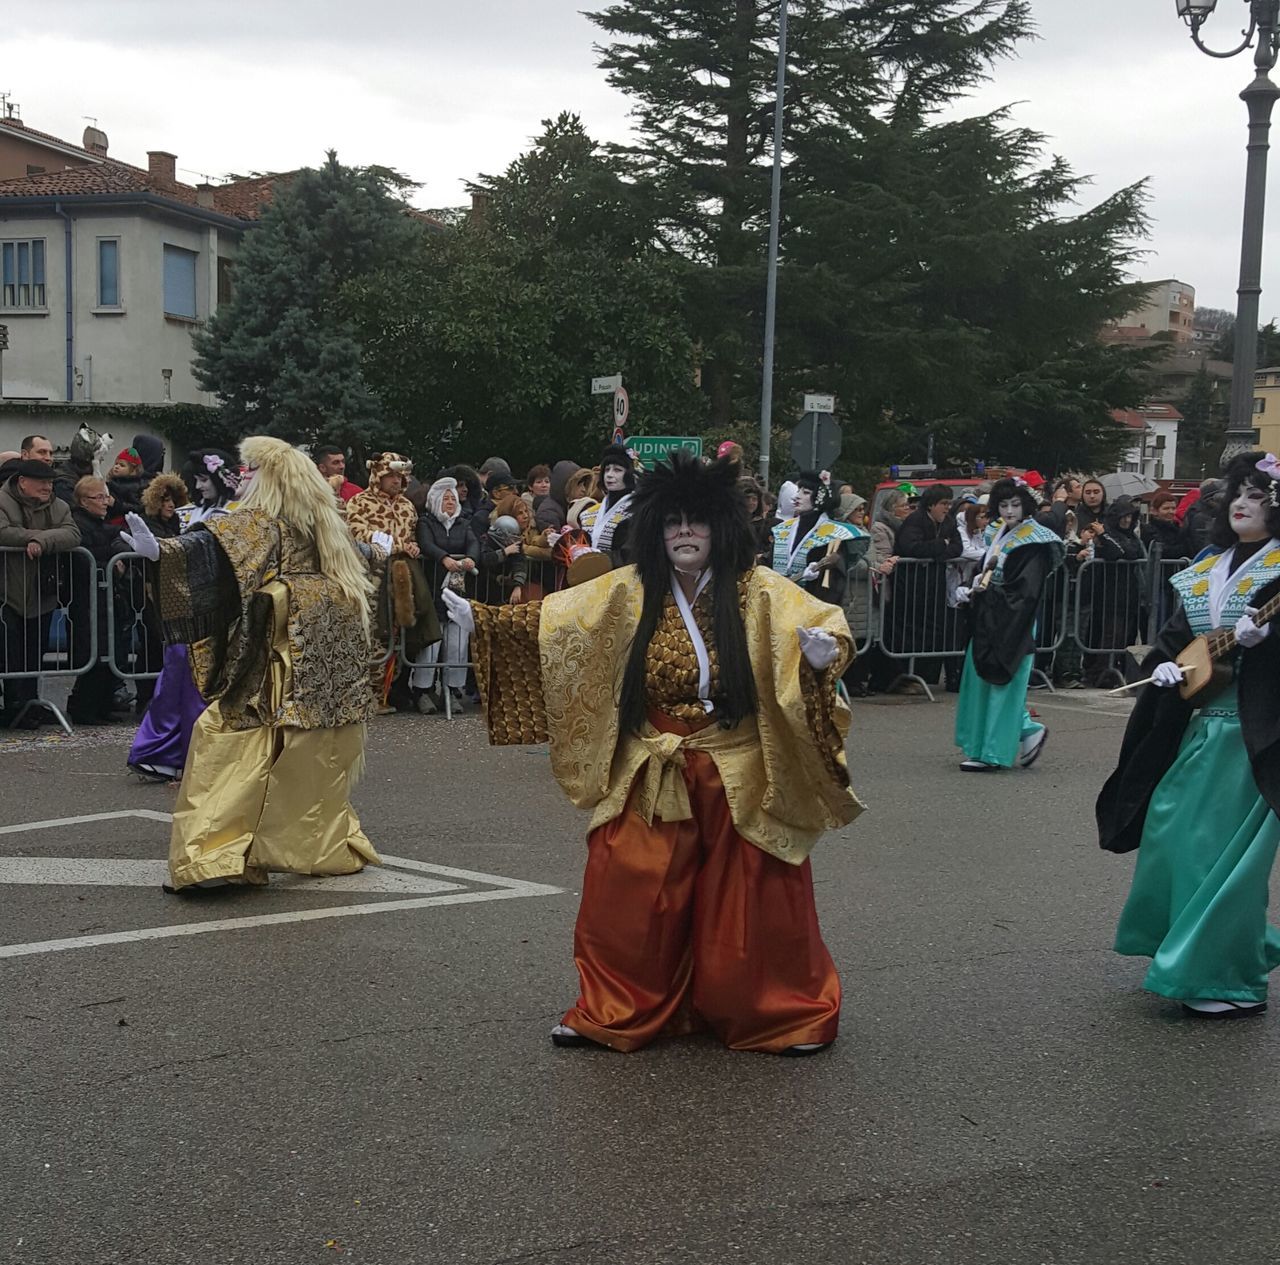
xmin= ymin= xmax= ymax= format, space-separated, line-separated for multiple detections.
xmin=98 ymin=239 xmax=120 ymax=307
xmin=1255 ymin=397 xmax=1267 ymax=415
xmin=216 ymin=256 xmax=234 ymax=307
xmin=162 ymin=244 xmax=197 ymax=319
xmin=1 ymin=238 xmax=46 ymax=308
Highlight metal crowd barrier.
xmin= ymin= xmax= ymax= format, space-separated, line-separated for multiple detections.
xmin=0 ymin=545 xmax=101 ymax=733
xmin=1072 ymin=557 xmax=1150 ymax=689
xmin=875 ymin=558 xmax=974 ymax=701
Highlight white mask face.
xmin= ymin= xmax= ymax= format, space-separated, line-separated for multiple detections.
xmin=603 ymin=464 xmax=627 ymax=493
xmin=793 ymin=486 xmax=814 ymax=514
xmin=663 ymin=513 xmax=712 ymax=573
xmin=998 ymin=497 xmax=1023 ymax=525
xmin=1230 ymin=485 xmax=1270 ymax=540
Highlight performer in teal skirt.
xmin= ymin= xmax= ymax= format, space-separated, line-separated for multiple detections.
xmin=953 ymin=478 xmax=1064 ymax=772
xmin=1098 ymin=451 xmax=1280 ymax=1017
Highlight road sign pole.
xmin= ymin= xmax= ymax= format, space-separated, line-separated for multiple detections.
xmin=758 ymin=0 xmax=789 ymax=489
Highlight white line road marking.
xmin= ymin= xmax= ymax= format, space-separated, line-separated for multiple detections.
xmin=0 ymin=856 xmax=465 ymax=895
xmin=0 ymin=812 xmax=565 ymax=960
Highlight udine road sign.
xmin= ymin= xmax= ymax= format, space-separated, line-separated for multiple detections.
xmin=629 ymin=436 xmax=703 ymax=469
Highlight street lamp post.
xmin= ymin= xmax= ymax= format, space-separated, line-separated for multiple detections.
xmin=1176 ymin=0 xmax=1280 ymax=464
xmin=759 ymin=0 xmax=789 ymax=486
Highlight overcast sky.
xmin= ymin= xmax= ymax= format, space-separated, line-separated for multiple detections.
xmin=12 ymin=0 xmax=1278 ymax=314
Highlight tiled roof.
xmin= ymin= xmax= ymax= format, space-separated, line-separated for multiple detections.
xmin=1110 ymin=405 xmax=1184 ymax=430
xmin=0 ymin=118 xmax=104 ymax=161
xmin=0 ymin=156 xmax=276 ymax=221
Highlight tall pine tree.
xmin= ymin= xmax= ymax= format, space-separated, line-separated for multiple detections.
xmin=193 ymin=152 xmax=421 ymax=447
xmin=589 ymin=1 xmax=1153 ymax=471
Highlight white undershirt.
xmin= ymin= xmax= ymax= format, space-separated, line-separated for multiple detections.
xmin=1208 ymin=536 xmax=1280 ymax=626
xmin=669 ymin=567 xmax=715 ymax=712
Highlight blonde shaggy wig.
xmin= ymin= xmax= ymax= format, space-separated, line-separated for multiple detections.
xmin=237 ymin=436 xmax=375 ymax=643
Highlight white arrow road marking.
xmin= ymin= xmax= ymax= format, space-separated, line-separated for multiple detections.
xmin=0 ymin=812 xmax=565 ymax=960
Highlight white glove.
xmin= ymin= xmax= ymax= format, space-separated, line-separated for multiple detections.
xmin=953 ymin=586 xmax=972 ymax=605
xmin=797 ymin=626 xmax=839 ymax=671
xmin=1235 ymin=607 xmax=1270 ymax=649
xmin=371 ymin=531 xmax=394 ymax=555
xmin=121 ymin=512 xmax=159 ymax=561
xmin=800 ymin=564 xmax=820 ymax=583
xmin=440 ymin=586 xmax=474 ymax=635
xmin=1150 ymin=661 xmax=1185 ymax=689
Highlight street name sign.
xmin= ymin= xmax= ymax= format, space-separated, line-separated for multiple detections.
xmin=804 ymin=393 xmax=835 ymax=415
xmin=592 ymin=374 xmax=622 ymax=395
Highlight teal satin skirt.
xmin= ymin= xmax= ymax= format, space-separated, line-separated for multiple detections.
xmin=954 ymin=648 xmax=1042 ymax=768
xmin=1114 ymin=692 xmax=1280 ymax=1002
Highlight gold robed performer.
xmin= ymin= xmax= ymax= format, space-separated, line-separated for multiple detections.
xmin=123 ymin=437 xmax=382 ymax=891
xmin=442 ymin=451 xmax=864 ymax=1055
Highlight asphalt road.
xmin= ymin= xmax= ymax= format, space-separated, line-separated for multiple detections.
xmin=3 ymin=688 xmax=1279 ymax=1265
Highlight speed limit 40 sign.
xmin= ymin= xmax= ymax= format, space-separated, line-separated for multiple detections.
xmin=613 ymin=387 xmax=630 ymax=428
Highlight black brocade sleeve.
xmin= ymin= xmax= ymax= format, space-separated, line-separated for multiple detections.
xmin=970 ymin=544 xmax=1052 ymax=685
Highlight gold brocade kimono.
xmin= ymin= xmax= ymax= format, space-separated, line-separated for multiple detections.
xmin=155 ymin=509 xmax=380 ymax=888
xmin=470 ymin=565 xmax=865 ymax=865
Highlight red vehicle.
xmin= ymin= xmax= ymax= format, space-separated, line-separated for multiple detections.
xmin=869 ymin=464 xmax=1027 ymax=519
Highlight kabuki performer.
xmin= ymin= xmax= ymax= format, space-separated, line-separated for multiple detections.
xmin=770 ymin=470 xmax=868 ymax=607
xmin=442 ymin=451 xmax=864 ymax=1055
xmin=1098 ymin=452 xmax=1280 ymax=1018
xmin=122 ymin=437 xmax=381 ymax=891
xmin=576 ymin=443 xmax=637 ymax=566
xmin=952 ymin=478 xmax=1064 ymax=772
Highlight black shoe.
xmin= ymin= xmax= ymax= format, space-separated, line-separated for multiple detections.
xmin=779 ymin=1041 xmax=833 ymax=1057
xmin=1180 ymin=999 xmax=1268 ymax=1019
xmin=550 ymin=1024 xmax=595 ymax=1048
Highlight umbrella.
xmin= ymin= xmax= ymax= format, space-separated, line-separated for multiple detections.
xmin=1099 ymin=471 xmax=1159 ymax=501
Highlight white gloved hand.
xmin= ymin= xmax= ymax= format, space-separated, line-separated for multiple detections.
xmin=797 ymin=626 xmax=839 ymax=671
xmin=1150 ymin=661 xmax=1185 ymax=689
xmin=371 ymin=530 xmax=394 ymax=555
xmin=953 ymin=586 xmax=972 ymax=605
xmin=800 ymin=564 xmax=820 ymax=583
xmin=122 ymin=512 xmax=159 ymax=561
xmin=440 ymin=586 xmax=475 ymax=635
xmin=1235 ymin=606 xmax=1270 ymax=649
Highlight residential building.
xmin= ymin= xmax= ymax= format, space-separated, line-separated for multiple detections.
xmin=0 ymin=110 xmax=272 ymax=452
xmin=1106 ymin=278 xmax=1197 ymax=345
xmin=1252 ymin=365 xmax=1280 ymax=454
xmin=1110 ymin=404 xmax=1181 ymax=480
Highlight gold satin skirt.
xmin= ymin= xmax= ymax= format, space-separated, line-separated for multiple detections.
xmin=562 ymin=712 xmax=841 ymax=1053
xmin=168 ymin=706 xmax=378 ymax=888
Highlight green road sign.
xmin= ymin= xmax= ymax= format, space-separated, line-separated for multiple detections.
xmin=628 ymin=435 xmax=703 ymax=469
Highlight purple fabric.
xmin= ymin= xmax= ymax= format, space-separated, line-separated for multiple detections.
xmin=128 ymin=644 xmax=207 ymax=771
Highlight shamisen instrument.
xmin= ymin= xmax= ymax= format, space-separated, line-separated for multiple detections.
xmin=1107 ymin=588 xmax=1280 ymax=701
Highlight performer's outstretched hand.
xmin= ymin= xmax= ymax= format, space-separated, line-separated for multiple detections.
xmin=1150 ymin=661 xmax=1185 ymax=689
xmin=798 ymin=626 xmax=839 ymax=671
xmin=441 ymin=586 xmax=475 ymax=635
xmin=1236 ymin=607 xmax=1270 ymax=648
xmin=121 ymin=511 xmax=160 ymax=561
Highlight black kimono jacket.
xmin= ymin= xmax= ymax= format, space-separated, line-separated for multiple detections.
xmin=970 ymin=536 xmax=1062 ymax=686
xmin=1096 ymin=574 xmax=1280 ymax=854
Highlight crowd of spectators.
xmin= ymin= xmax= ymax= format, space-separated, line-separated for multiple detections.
xmin=0 ymin=433 xmax=1214 ymax=730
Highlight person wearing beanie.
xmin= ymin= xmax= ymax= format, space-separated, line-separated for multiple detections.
xmin=106 ymin=448 xmax=146 ymax=524
xmin=440 ymin=450 xmax=863 ymax=1056
xmin=1099 ymin=451 xmax=1280 ymax=1018
xmin=576 ymin=443 xmax=637 ymax=565
xmin=770 ymin=470 xmax=868 ymax=606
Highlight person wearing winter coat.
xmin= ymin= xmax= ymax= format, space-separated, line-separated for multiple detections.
xmin=1082 ymin=496 xmax=1147 ymax=687
xmin=414 ymin=476 xmax=481 ymax=709
xmin=0 ymin=461 xmax=81 ymax=728
xmin=66 ymin=477 xmax=131 ymax=725
xmin=535 ymin=461 xmax=594 ymax=535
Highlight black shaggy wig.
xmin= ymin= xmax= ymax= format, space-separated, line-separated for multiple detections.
xmin=1210 ymin=451 xmax=1280 ymax=548
xmin=618 ymin=450 xmax=759 ymax=735
xmin=987 ymin=478 xmax=1039 ymax=527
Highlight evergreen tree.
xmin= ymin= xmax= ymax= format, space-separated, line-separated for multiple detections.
xmin=1176 ymin=362 xmax=1224 ymax=477
xmin=193 ymin=152 xmax=421 ymax=447
xmin=589 ymin=1 xmax=1153 ymax=471
xmin=349 ymin=115 xmax=704 ymax=471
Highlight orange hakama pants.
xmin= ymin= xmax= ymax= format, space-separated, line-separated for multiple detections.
xmin=562 ymin=712 xmax=841 ymax=1053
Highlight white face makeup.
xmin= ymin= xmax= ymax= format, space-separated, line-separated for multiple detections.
xmin=663 ymin=513 xmax=712 ymax=573
xmin=238 ymin=467 xmax=257 ymax=494
xmin=602 ymin=463 xmax=628 ymax=494
xmin=793 ymin=486 xmax=815 ymax=514
xmin=998 ymin=497 xmax=1024 ymax=525
xmin=1230 ymin=485 xmax=1270 ymax=541
xmin=195 ymin=474 xmax=215 ymax=502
